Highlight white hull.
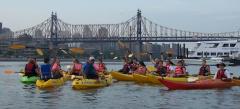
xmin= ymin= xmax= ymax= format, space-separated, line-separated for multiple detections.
xmin=172 ymin=59 xmax=232 ymax=66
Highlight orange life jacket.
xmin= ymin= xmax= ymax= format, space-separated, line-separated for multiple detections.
xmin=52 ymin=63 xmax=61 ymax=71
xmin=175 ymin=66 xmax=185 ymax=75
xmin=97 ymin=63 xmax=106 ymax=72
xmin=73 ymin=63 xmax=82 ymax=73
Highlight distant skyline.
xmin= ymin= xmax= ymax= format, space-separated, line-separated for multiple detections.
xmin=0 ymin=0 xmax=240 ymax=32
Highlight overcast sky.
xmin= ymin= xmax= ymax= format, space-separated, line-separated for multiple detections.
xmin=0 ymin=0 xmax=240 ymax=32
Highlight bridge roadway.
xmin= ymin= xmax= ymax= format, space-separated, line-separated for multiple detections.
xmin=8 ymin=36 xmax=240 ymax=43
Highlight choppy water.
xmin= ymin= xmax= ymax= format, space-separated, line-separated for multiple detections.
xmin=0 ymin=62 xmax=240 ymax=109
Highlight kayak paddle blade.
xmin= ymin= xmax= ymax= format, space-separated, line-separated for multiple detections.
xmin=36 ymin=48 xmax=44 ymax=56
xmin=9 ymin=44 xmax=26 ymax=49
xmin=70 ymin=48 xmax=84 ymax=54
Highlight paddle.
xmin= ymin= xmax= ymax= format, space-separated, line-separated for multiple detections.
xmin=36 ymin=48 xmax=44 ymax=56
xmin=4 ymin=69 xmax=24 ymax=74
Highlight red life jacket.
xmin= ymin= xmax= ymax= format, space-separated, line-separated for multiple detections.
xmin=216 ymin=69 xmax=227 ymax=79
xmin=199 ymin=65 xmax=209 ymax=76
xmin=97 ymin=63 xmax=106 ymax=72
xmin=73 ymin=63 xmax=82 ymax=73
xmin=175 ymin=66 xmax=184 ymax=75
xmin=25 ymin=63 xmax=35 ymax=74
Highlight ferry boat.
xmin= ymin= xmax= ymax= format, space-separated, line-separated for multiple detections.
xmin=189 ymin=40 xmax=240 ymax=59
xmin=180 ymin=40 xmax=240 ymax=65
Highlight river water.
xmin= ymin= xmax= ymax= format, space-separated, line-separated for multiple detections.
xmin=0 ymin=62 xmax=240 ymax=109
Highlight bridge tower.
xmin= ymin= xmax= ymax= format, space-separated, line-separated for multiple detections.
xmin=49 ymin=12 xmax=59 ymax=57
xmin=50 ymin=12 xmax=58 ymax=47
xmin=137 ymin=9 xmax=143 ymax=58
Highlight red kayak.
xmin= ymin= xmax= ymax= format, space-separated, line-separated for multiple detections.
xmin=159 ymin=78 xmax=235 ymax=90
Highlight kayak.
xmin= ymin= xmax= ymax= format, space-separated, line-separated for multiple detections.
xmin=147 ymin=66 xmax=157 ymax=72
xmin=111 ymin=71 xmax=134 ymax=81
xmin=233 ymin=79 xmax=240 ymax=86
xmin=146 ymin=74 xmax=188 ymax=84
xmin=159 ymin=78 xmax=235 ymax=90
xmin=133 ymin=73 xmax=151 ymax=83
xmin=20 ymin=75 xmax=39 ymax=84
xmin=72 ymin=75 xmax=112 ymax=90
xmin=36 ymin=78 xmax=65 ymax=88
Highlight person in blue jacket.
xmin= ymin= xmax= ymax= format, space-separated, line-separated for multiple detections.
xmin=40 ymin=57 xmax=52 ymax=80
xmin=83 ymin=56 xmax=99 ymax=79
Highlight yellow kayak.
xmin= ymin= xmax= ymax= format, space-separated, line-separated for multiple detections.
xmin=63 ymin=72 xmax=72 ymax=81
xmin=111 ymin=71 xmax=134 ymax=81
xmin=36 ymin=77 xmax=65 ymax=88
xmin=63 ymin=72 xmax=83 ymax=81
xmin=72 ymin=75 xmax=112 ymax=90
xmin=133 ymin=73 xmax=152 ymax=83
xmin=147 ymin=66 xmax=157 ymax=72
xmin=147 ymin=74 xmax=188 ymax=84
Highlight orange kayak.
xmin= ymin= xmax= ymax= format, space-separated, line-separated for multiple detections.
xmin=159 ymin=78 xmax=235 ymax=90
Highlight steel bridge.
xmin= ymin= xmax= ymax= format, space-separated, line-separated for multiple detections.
xmin=11 ymin=10 xmax=240 ymax=51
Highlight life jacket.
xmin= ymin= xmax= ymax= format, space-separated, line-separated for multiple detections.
xmin=25 ymin=63 xmax=35 ymax=74
xmin=122 ymin=63 xmax=130 ymax=73
xmin=40 ymin=64 xmax=51 ymax=78
xmin=73 ymin=63 xmax=82 ymax=74
xmin=136 ymin=66 xmax=147 ymax=75
xmin=216 ymin=69 xmax=227 ymax=79
xmin=52 ymin=63 xmax=61 ymax=71
xmin=97 ymin=63 xmax=106 ymax=72
xmin=166 ymin=64 xmax=171 ymax=74
xmin=156 ymin=66 xmax=167 ymax=76
xmin=199 ymin=65 xmax=209 ymax=76
xmin=175 ymin=66 xmax=185 ymax=75
xmin=130 ymin=63 xmax=138 ymax=71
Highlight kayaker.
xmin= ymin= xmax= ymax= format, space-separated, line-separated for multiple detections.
xmin=134 ymin=61 xmax=148 ymax=75
xmin=150 ymin=55 xmax=160 ymax=68
xmin=198 ymin=59 xmax=211 ymax=76
xmin=83 ymin=56 xmax=99 ymax=79
xmin=70 ymin=59 xmax=83 ymax=76
xmin=173 ymin=61 xmax=187 ymax=77
xmin=51 ymin=58 xmax=63 ymax=79
xmin=165 ymin=59 xmax=175 ymax=76
xmin=33 ymin=58 xmax=40 ymax=75
xmin=118 ymin=58 xmax=130 ymax=74
xmin=40 ymin=57 xmax=52 ymax=80
xmin=24 ymin=58 xmax=39 ymax=77
xmin=129 ymin=59 xmax=138 ymax=73
xmin=155 ymin=60 xmax=167 ymax=76
xmin=214 ymin=62 xmax=232 ymax=81
xmin=95 ymin=58 xmax=107 ymax=74
xmin=51 ymin=57 xmax=57 ymax=66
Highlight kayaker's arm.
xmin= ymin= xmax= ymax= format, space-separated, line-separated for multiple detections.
xmin=149 ymin=55 xmax=156 ymax=65
xmin=213 ymin=72 xmax=217 ymax=79
xmin=225 ymin=70 xmax=232 ymax=79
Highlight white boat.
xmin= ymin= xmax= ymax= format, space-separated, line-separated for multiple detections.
xmin=189 ymin=40 xmax=240 ymax=58
xmin=172 ymin=58 xmax=228 ymax=66
xmin=173 ymin=40 xmax=240 ymax=65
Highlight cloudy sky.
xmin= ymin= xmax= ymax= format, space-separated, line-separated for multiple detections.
xmin=0 ymin=0 xmax=240 ymax=32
